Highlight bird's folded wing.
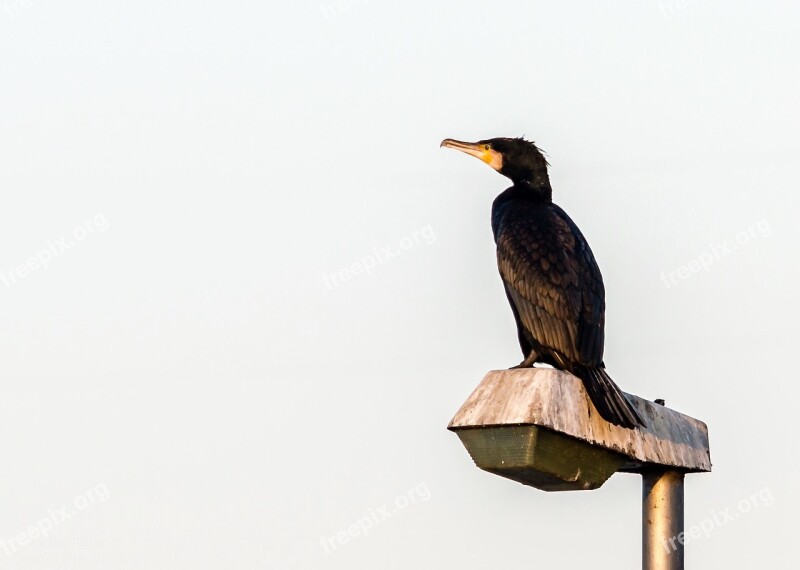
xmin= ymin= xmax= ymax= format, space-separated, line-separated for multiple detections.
xmin=496 ymin=213 xmax=604 ymax=365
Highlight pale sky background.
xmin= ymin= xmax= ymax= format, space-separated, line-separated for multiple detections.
xmin=1 ymin=1 xmax=798 ymax=568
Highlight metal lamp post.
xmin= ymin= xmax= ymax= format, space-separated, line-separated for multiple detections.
xmin=449 ymin=369 xmax=710 ymax=570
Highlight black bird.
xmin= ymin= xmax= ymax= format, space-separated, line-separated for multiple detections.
xmin=441 ymin=137 xmax=644 ymax=429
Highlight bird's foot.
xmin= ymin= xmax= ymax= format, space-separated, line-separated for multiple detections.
xmin=510 ymin=350 xmax=539 ymax=369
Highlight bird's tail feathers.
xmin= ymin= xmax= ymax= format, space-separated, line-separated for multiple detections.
xmin=574 ymin=366 xmax=645 ymax=429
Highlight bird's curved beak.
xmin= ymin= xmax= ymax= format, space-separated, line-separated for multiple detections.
xmin=440 ymin=138 xmax=503 ymax=171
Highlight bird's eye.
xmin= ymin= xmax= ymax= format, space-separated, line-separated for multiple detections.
xmin=484 ymin=144 xmax=491 ymax=151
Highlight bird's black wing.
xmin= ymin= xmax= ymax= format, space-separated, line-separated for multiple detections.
xmin=495 ymin=204 xmax=605 ymax=367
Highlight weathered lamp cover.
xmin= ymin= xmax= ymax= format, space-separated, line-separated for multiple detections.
xmin=448 ymin=369 xmax=711 ymax=492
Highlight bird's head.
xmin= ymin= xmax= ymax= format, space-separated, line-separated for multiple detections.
xmin=440 ymin=137 xmax=550 ymax=188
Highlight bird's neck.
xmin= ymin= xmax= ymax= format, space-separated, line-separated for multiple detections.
xmin=512 ymin=179 xmax=552 ymax=203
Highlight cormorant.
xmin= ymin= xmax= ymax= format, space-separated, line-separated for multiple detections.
xmin=441 ymin=137 xmax=644 ymax=429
